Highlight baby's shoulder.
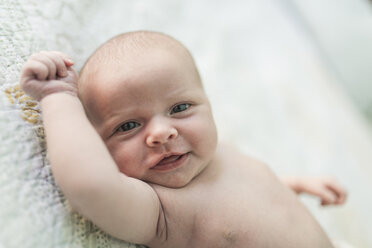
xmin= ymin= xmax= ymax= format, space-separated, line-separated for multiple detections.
xmin=214 ymin=142 xmax=271 ymax=172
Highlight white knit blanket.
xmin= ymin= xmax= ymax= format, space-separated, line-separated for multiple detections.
xmin=1 ymin=0 xmax=371 ymax=247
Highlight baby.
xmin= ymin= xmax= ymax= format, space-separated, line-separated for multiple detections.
xmin=20 ymin=31 xmax=346 ymax=248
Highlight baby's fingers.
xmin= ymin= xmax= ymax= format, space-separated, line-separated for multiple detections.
xmin=51 ymin=51 xmax=74 ymax=67
xmin=310 ymin=187 xmax=337 ymax=206
xmin=42 ymin=51 xmax=69 ymax=78
xmin=319 ymin=190 xmax=338 ymax=206
xmin=30 ymin=53 xmax=57 ymax=80
xmin=21 ymin=60 xmax=49 ymax=81
xmin=325 ymin=181 xmax=347 ymax=205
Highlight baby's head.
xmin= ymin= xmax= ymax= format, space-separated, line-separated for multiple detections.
xmin=78 ymin=31 xmax=217 ymax=188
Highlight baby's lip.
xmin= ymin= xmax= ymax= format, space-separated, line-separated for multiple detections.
xmin=150 ymin=152 xmax=188 ymax=169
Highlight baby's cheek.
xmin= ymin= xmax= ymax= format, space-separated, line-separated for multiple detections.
xmin=108 ymin=140 xmax=145 ymax=179
xmin=185 ymin=115 xmax=217 ymax=155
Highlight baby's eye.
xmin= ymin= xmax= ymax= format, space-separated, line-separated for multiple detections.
xmin=117 ymin=121 xmax=140 ymax=132
xmin=171 ymin=103 xmax=190 ymax=114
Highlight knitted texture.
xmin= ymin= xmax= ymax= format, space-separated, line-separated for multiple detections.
xmin=0 ymin=0 xmax=143 ymax=247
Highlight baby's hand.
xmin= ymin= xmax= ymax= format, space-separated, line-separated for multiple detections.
xmin=281 ymin=176 xmax=347 ymax=206
xmin=20 ymin=51 xmax=78 ymax=101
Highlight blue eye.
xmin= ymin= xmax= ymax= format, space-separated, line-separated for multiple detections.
xmin=117 ymin=121 xmax=140 ymax=132
xmin=171 ymin=103 xmax=190 ymax=114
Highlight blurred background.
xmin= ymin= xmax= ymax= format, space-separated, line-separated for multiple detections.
xmin=1 ymin=0 xmax=372 ymax=247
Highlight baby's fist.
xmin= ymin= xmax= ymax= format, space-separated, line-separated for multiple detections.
xmin=20 ymin=51 xmax=78 ymax=101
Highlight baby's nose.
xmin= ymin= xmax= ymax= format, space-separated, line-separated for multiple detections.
xmin=145 ymin=118 xmax=178 ymax=147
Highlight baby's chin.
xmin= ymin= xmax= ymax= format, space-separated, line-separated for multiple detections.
xmin=145 ymin=162 xmax=209 ymax=189
xmin=145 ymin=176 xmax=193 ymax=189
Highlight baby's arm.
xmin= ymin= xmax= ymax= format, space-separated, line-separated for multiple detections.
xmin=280 ymin=176 xmax=347 ymax=206
xmin=20 ymin=52 xmax=160 ymax=244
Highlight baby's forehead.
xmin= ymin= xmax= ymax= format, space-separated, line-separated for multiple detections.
xmin=80 ymin=33 xmax=199 ymax=87
xmin=82 ymin=48 xmax=189 ymax=90
xmin=80 ymin=34 xmax=191 ymax=79
xmin=78 ymin=31 xmax=202 ymax=110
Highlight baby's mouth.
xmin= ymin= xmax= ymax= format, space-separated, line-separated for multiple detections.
xmin=151 ymin=153 xmax=189 ymax=171
xmin=157 ymin=155 xmax=183 ymax=166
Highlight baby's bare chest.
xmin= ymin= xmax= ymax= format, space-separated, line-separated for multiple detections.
xmin=153 ymin=169 xmax=286 ymax=247
xmin=151 ymin=162 xmax=331 ymax=248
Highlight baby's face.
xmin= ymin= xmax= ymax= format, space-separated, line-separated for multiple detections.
xmin=81 ymin=49 xmax=217 ymax=188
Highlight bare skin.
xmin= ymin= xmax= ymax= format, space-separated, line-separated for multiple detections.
xmin=20 ymin=32 xmax=346 ymax=248
xmin=148 ymin=144 xmax=339 ymax=248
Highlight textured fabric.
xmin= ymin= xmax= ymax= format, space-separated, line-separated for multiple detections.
xmin=1 ymin=0 xmax=371 ymax=247
xmin=0 ymin=1 xmax=143 ymax=247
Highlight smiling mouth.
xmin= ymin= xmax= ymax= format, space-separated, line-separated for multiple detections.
xmin=151 ymin=153 xmax=189 ymax=171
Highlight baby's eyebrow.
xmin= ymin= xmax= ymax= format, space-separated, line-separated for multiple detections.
xmin=167 ymin=88 xmax=200 ymax=101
